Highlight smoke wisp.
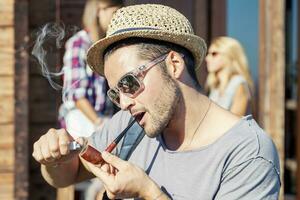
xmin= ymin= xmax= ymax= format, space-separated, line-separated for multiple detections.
xmin=31 ymin=23 xmax=67 ymax=90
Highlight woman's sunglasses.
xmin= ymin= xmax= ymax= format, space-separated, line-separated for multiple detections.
xmin=207 ymin=51 xmax=219 ymax=57
xmin=107 ymin=53 xmax=169 ymax=107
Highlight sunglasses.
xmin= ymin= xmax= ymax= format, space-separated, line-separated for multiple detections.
xmin=107 ymin=53 xmax=169 ymax=107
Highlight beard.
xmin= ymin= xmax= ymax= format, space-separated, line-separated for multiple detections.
xmin=144 ymin=75 xmax=181 ymax=138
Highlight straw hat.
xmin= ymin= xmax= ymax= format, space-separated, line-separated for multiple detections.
xmin=87 ymin=4 xmax=207 ymax=79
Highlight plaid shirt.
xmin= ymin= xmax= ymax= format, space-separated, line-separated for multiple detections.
xmin=59 ymin=30 xmax=108 ymax=126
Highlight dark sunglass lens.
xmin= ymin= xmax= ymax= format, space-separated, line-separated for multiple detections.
xmin=108 ymin=89 xmax=120 ymax=104
xmin=118 ymin=75 xmax=141 ymax=94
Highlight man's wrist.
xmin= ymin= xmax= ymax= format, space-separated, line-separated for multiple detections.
xmin=141 ymin=179 xmax=169 ymax=200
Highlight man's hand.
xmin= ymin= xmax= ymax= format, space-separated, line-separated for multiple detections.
xmin=32 ymin=128 xmax=83 ymax=167
xmin=87 ymin=151 xmax=165 ymax=199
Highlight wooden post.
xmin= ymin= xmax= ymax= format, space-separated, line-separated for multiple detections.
xmin=210 ymin=0 xmax=226 ymax=40
xmin=259 ymin=0 xmax=285 ymax=199
xmin=14 ymin=0 xmax=29 ymax=199
xmin=296 ymin=0 xmax=300 ymax=198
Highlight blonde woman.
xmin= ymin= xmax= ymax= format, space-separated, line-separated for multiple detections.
xmin=205 ymin=36 xmax=254 ymax=116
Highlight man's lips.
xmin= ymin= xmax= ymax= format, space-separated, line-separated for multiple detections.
xmin=132 ymin=112 xmax=146 ymax=124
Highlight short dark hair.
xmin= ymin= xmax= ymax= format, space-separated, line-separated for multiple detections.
xmin=104 ymin=38 xmax=199 ymax=86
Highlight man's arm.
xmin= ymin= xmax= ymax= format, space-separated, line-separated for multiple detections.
xmin=33 ymin=129 xmax=94 ymax=188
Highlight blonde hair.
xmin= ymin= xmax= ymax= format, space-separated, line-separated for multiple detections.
xmin=206 ymin=36 xmax=254 ymax=94
xmin=82 ymin=0 xmax=102 ymax=42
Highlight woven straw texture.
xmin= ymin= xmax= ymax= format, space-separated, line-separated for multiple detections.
xmin=87 ymin=4 xmax=207 ymax=80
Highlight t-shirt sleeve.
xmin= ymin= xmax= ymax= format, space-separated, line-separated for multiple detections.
xmin=215 ymin=157 xmax=281 ymax=200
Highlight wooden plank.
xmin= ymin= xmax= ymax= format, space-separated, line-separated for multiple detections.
xmin=0 ymin=0 xmax=14 ymax=4
xmin=0 ymin=124 xmax=14 ymax=171
xmin=0 ymin=138 xmax=14 ymax=172
xmin=0 ymin=2 xmax=15 ymax=200
xmin=0 ymin=173 xmax=14 ymax=200
xmin=0 ymin=2 xmax=14 ymax=26
xmin=30 ymin=102 xmax=58 ymax=123
xmin=29 ymin=0 xmax=56 ymax=28
xmin=0 ymin=27 xmax=14 ymax=48
xmin=0 ymin=124 xmax=14 ymax=147
xmin=0 ymin=51 xmax=14 ymax=75
xmin=258 ymin=0 xmax=285 ymax=199
xmin=0 ymin=96 xmax=14 ymax=124
xmin=0 ymin=76 xmax=14 ymax=96
xmin=29 ymin=76 xmax=61 ymax=104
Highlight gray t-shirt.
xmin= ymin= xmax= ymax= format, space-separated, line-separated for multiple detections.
xmin=90 ymin=110 xmax=280 ymax=200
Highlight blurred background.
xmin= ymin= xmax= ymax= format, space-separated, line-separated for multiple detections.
xmin=0 ymin=0 xmax=297 ymax=199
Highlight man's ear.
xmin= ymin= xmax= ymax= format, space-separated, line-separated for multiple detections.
xmin=165 ymin=51 xmax=185 ymax=79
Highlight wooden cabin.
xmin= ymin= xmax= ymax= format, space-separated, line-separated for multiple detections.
xmin=0 ymin=0 xmax=295 ymax=199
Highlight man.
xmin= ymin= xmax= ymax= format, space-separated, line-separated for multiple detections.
xmin=33 ymin=4 xmax=280 ymax=199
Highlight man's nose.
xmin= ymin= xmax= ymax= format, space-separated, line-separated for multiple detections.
xmin=119 ymin=93 xmax=135 ymax=110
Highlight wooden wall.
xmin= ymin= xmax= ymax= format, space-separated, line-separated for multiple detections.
xmin=28 ymin=0 xmax=64 ymax=199
xmin=0 ymin=0 xmax=16 ymax=199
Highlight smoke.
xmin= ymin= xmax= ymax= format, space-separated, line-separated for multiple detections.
xmin=31 ymin=23 xmax=97 ymax=137
xmin=31 ymin=23 xmax=80 ymax=91
xmin=31 ymin=23 xmax=66 ymax=90
xmin=31 ymin=23 xmax=83 ymax=105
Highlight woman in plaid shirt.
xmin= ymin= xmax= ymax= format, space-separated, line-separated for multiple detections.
xmin=59 ymin=0 xmax=122 ymax=138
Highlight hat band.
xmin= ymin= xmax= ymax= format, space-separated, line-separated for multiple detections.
xmin=111 ymin=27 xmax=159 ymax=36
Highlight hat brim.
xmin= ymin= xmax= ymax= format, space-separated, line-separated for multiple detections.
xmin=87 ymin=29 xmax=207 ymax=80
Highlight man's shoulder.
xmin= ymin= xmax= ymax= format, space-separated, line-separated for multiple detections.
xmin=221 ymin=116 xmax=280 ymax=172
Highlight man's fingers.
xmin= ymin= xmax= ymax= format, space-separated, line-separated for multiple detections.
xmin=105 ymin=189 xmax=117 ymax=200
xmin=101 ymin=151 xmax=126 ymax=170
xmin=40 ymin=135 xmax=54 ymax=162
xmin=46 ymin=131 xmax=61 ymax=159
xmin=32 ymin=142 xmax=45 ymax=163
xmin=57 ymin=129 xmax=71 ymax=155
xmin=87 ymin=162 xmax=112 ymax=184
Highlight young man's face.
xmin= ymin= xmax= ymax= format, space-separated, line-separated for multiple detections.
xmin=104 ymin=45 xmax=181 ymax=137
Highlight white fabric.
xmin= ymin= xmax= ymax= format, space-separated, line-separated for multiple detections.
xmin=209 ymin=75 xmax=250 ymax=110
xmin=65 ymin=108 xmax=95 ymax=139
